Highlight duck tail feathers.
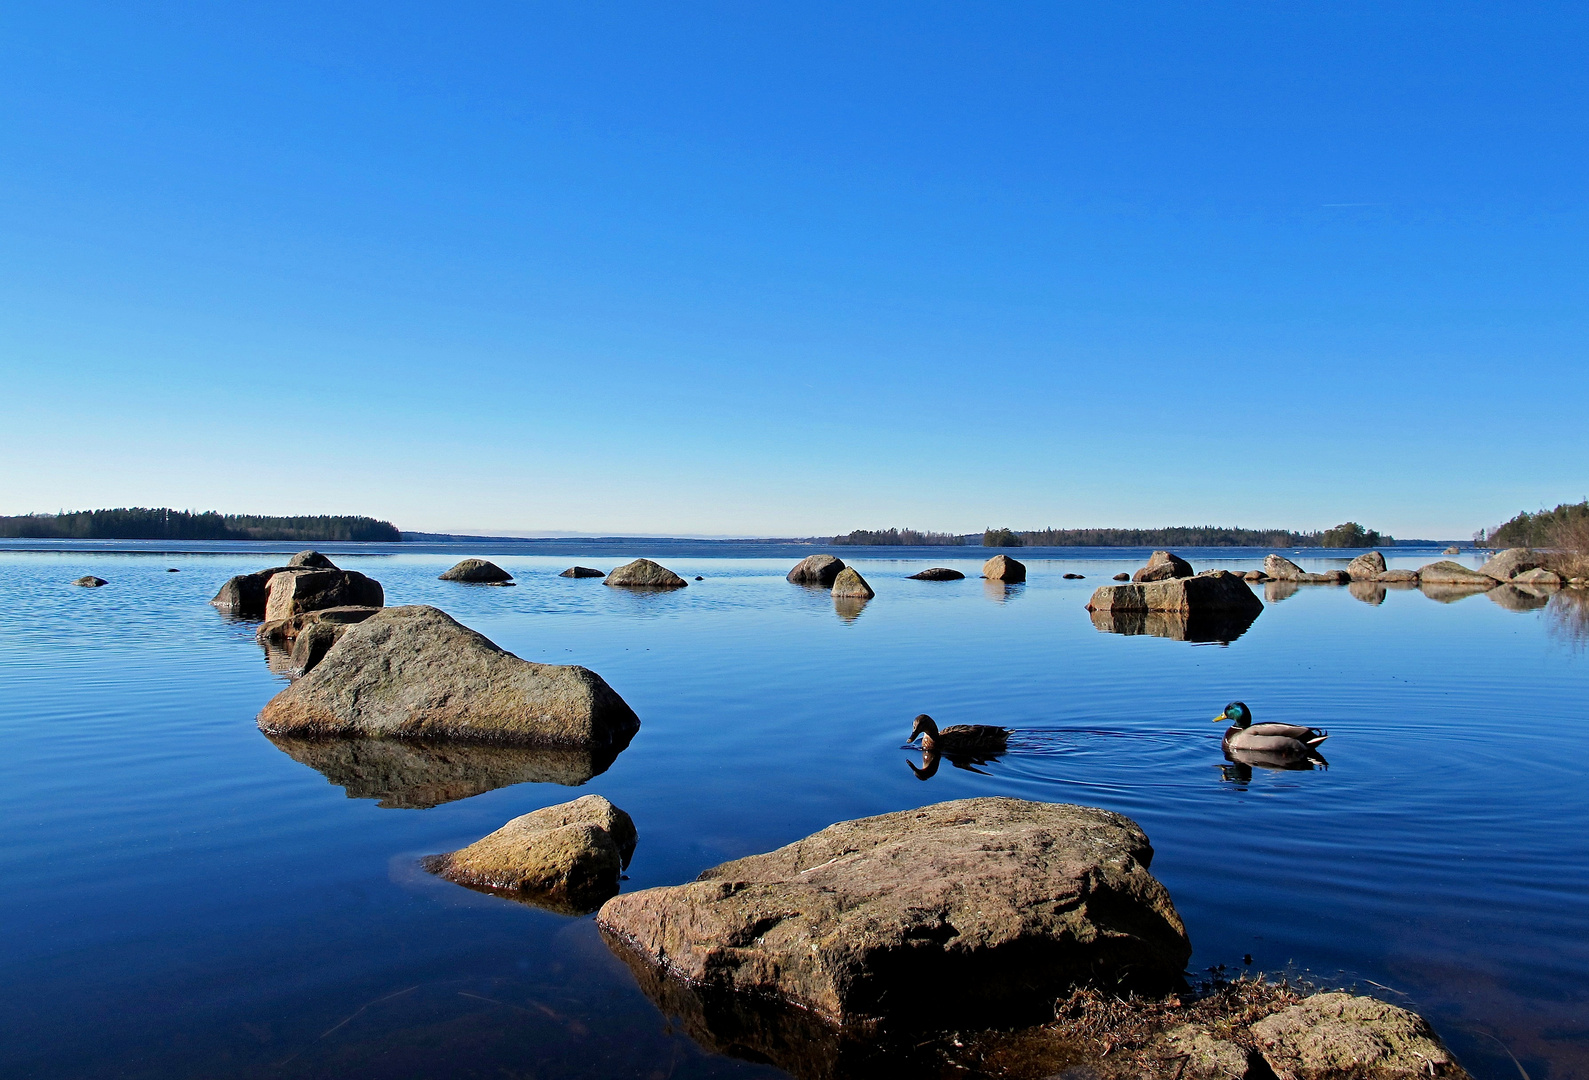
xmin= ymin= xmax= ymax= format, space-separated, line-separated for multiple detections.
xmin=1306 ymin=731 xmax=1329 ymax=747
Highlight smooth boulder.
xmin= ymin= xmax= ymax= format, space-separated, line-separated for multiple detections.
xmin=605 ymin=558 xmax=688 ymax=589
xmin=830 ymin=566 xmax=875 ymax=599
xmin=559 ymin=566 xmax=606 ymax=578
xmin=439 ymin=558 xmax=513 ymax=583
xmin=257 ymin=605 xmax=640 ymax=748
xmin=598 ymin=797 xmax=1190 ymax=1028
xmin=72 ymin=576 xmax=107 ymax=587
xmin=787 ymin=554 xmax=846 ymax=587
xmin=1087 ymin=570 xmax=1263 ymax=618
xmin=1132 ymin=551 xmax=1193 ymax=583
xmin=1346 ymin=551 xmax=1387 ymax=580
xmin=1250 ymin=993 xmax=1468 ymax=1080
xmin=1478 ymin=547 xmax=1542 ymax=582
xmin=1416 ymin=561 xmax=1498 ymax=587
xmin=983 ymin=554 xmax=1026 ymax=583
xmin=1513 ymin=566 xmax=1562 ymax=586
xmin=908 ymin=567 xmax=964 ymax=581
xmin=288 ymin=550 xmax=338 ymax=569
xmin=426 ymin=795 xmax=636 ymax=907
xmin=263 ymin=569 xmax=384 ymax=622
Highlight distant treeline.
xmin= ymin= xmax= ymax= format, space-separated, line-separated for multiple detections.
xmin=1486 ymin=501 xmax=1589 ymax=548
xmin=0 ymin=508 xmax=402 ymax=542
xmin=984 ymin=524 xmax=1392 ymax=548
xmin=830 ymin=528 xmax=968 ymax=546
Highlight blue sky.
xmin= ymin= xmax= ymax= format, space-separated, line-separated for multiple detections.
xmin=1 ymin=2 xmax=1584 ymax=538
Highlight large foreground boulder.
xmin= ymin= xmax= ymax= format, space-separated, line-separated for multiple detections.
xmin=1478 ymin=547 xmax=1542 ymax=581
xmin=1346 ymin=551 xmax=1387 ymax=580
xmin=263 ymin=569 xmax=384 ymax=622
xmin=1250 ymin=993 xmax=1468 ymax=1080
xmin=605 ymin=558 xmax=688 ymax=588
xmin=426 ymin=795 xmax=636 ymax=911
xmin=787 ymin=554 xmax=846 ymax=587
xmin=1416 ymin=560 xmax=1498 ymax=587
xmin=1087 ymin=570 xmax=1262 ymax=619
xmin=1133 ymin=551 xmax=1193 ymax=582
xmin=831 ymin=567 xmax=876 ymax=599
xmin=983 ymin=554 xmax=1026 ymax=583
xmin=439 ymin=558 xmax=513 ymax=583
xmin=257 ymin=605 xmax=640 ymax=748
xmin=597 ymin=797 xmax=1190 ymax=1028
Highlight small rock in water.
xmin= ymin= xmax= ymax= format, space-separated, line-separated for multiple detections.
xmin=166 ymin=568 xmax=180 ymax=573
xmin=831 ymin=566 xmax=876 ymax=598
xmin=983 ymin=554 xmax=1026 ymax=583
xmin=439 ymin=558 xmax=513 ymax=583
xmin=1063 ymin=572 xmax=1084 ymax=579
xmin=605 ymin=558 xmax=688 ymax=588
xmin=1113 ymin=572 xmax=1130 ymax=581
xmin=909 ymin=567 xmax=965 ymax=581
xmin=559 ymin=566 xmax=605 ymax=578
xmin=73 ymin=576 xmax=108 ymax=587
xmin=1133 ymin=551 xmax=1194 ymax=582
xmin=695 ymin=575 xmax=703 ymax=580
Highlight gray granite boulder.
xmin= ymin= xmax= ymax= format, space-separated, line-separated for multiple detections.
xmin=1087 ymin=570 xmax=1262 ymax=618
xmin=908 ymin=567 xmax=964 ymax=581
xmin=1346 ymin=551 xmax=1387 ymax=580
xmin=982 ymin=554 xmax=1026 ymax=583
xmin=830 ymin=566 xmax=876 ymax=599
xmin=1377 ymin=569 xmax=1420 ymax=583
xmin=1250 ymin=992 xmax=1469 ymax=1080
xmin=1416 ymin=561 xmax=1498 ymax=587
xmin=264 ymin=569 xmax=384 ymax=622
xmin=1478 ymin=547 xmax=1542 ymax=581
xmin=1133 ymin=551 xmax=1193 ymax=582
xmin=288 ymin=550 xmax=338 ymax=569
xmin=597 ymin=797 xmax=1190 ymax=1027
xmin=787 ymin=554 xmax=846 ymax=587
xmin=605 ymin=558 xmax=688 ymax=589
xmin=439 ymin=558 xmax=513 ymax=583
xmin=1513 ymin=566 xmax=1562 ymax=586
xmin=257 ymin=605 xmax=639 ymax=748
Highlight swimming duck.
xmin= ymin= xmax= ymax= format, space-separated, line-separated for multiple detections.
xmin=908 ymin=714 xmax=1009 ymax=755
xmin=1213 ymin=702 xmax=1327 ymax=758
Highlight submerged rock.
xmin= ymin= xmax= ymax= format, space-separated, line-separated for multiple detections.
xmin=265 ymin=734 xmax=630 ymax=808
xmin=1416 ymin=560 xmax=1498 ymax=587
xmin=597 ymin=797 xmax=1190 ymax=1028
xmin=908 ymin=567 xmax=964 ymax=581
xmin=605 ymin=558 xmax=688 ymax=588
xmin=1133 ymin=551 xmax=1193 ymax=582
xmin=439 ymin=558 xmax=513 ymax=583
xmin=982 ymin=554 xmax=1026 ymax=583
xmin=1087 ymin=570 xmax=1262 ymax=619
xmin=72 ymin=575 xmax=107 ymax=587
xmin=1347 ymin=551 xmax=1387 ymax=580
xmin=288 ymin=550 xmax=338 ymax=569
xmin=264 ymin=569 xmax=384 ymax=622
xmin=257 ymin=605 xmax=640 ymax=748
xmin=559 ymin=566 xmax=606 ymax=578
xmin=426 ymin=795 xmax=636 ymax=911
xmin=831 ymin=566 xmax=876 ymax=599
xmin=1251 ymin=992 xmax=1468 ymax=1080
xmin=1479 ymin=548 xmax=1543 ymax=581
xmin=787 ymin=554 xmax=847 ymax=587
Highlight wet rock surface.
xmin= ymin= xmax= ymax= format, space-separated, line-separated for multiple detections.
xmin=787 ymin=554 xmax=846 ymax=587
xmin=597 ymin=797 xmax=1191 ymax=1028
xmin=439 ymin=558 xmax=513 ymax=583
xmin=830 ymin=566 xmax=876 ymax=599
xmin=605 ymin=558 xmax=688 ymax=588
xmin=257 ymin=605 xmax=640 ymax=748
xmin=1133 ymin=551 xmax=1194 ymax=582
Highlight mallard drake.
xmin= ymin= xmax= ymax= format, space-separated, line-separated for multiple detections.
xmin=1213 ymin=702 xmax=1327 ymax=757
xmin=908 ymin=714 xmax=1009 ymax=755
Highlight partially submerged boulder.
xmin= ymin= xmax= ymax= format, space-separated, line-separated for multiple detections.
xmin=1416 ymin=561 xmax=1498 ymax=587
xmin=1444 ymin=545 xmax=1461 ymax=555
xmin=257 ymin=605 xmax=381 ymax=674
xmin=559 ymin=566 xmax=605 ymax=578
xmin=908 ymin=567 xmax=964 ymax=581
xmin=1087 ymin=570 xmax=1263 ymax=619
xmin=831 ymin=566 xmax=876 ymax=599
xmin=1133 ymin=551 xmax=1193 ymax=582
xmin=1263 ymin=555 xmax=1343 ymax=584
xmin=211 ymin=565 xmax=299 ymax=616
xmin=597 ymin=797 xmax=1190 ymax=1028
xmin=1113 ymin=572 xmax=1131 ymax=581
xmin=1513 ymin=566 xmax=1563 ymax=586
xmin=1244 ymin=570 xmax=1270 ymax=581
xmin=787 ymin=554 xmax=846 ymax=587
xmin=263 ymin=569 xmax=384 ymax=622
xmin=426 ymin=795 xmax=636 ymax=910
xmin=257 ymin=605 xmax=640 ymax=748
xmin=439 ymin=558 xmax=513 ymax=583
xmin=1346 ymin=551 xmax=1387 ymax=580
xmin=1250 ymin=992 xmax=1468 ymax=1080
xmin=288 ymin=550 xmax=338 ymax=569
xmin=72 ymin=576 xmax=107 ymax=587
xmin=983 ymin=554 xmax=1026 ymax=583
xmin=1478 ymin=547 xmax=1542 ymax=581
xmin=605 ymin=558 xmax=688 ymax=589
xmin=1377 ymin=569 xmax=1420 ymax=583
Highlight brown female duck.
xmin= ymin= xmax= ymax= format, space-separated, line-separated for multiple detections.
xmin=908 ymin=713 xmax=1010 ymax=756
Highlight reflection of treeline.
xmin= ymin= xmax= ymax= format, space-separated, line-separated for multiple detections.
xmin=830 ymin=528 xmax=968 ymax=546
xmin=1487 ymin=501 xmax=1589 ymax=548
xmin=0 ymin=508 xmax=402 ymax=542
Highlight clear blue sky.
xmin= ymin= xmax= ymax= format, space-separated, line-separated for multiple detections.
xmin=1 ymin=3 xmax=1584 ymax=538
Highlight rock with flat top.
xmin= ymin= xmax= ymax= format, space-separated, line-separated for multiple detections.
xmin=72 ymin=576 xmax=107 ymax=587
xmin=605 ymin=559 xmax=688 ymax=589
xmin=1478 ymin=548 xmax=1542 ymax=581
xmin=1377 ymin=569 xmax=1419 ymax=583
xmin=211 ymin=565 xmax=301 ymax=616
xmin=1087 ymin=570 xmax=1262 ymax=619
xmin=257 ymin=604 xmax=639 ymax=748
xmin=560 ymin=566 xmax=605 ymax=578
xmin=426 ymin=795 xmax=636 ymax=908
xmin=264 ymin=569 xmax=384 ymax=622
xmin=1251 ymin=992 xmax=1469 ymax=1080
xmin=1512 ymin=567 xmax=1562 ymax=586
xmin=439 ymin=558 xmax=513 ymax=583
xmin=908 ymin=567 xmax=964 ymax=581
xmin=830 ymin=566 xmax=875 ymax=599
xmin=983 ymin=554 xmax=1026 ymax=583
xmin=1133 ymin=551 xmax=1193 ymax=582
xmin=1416 ymin=561 xmax=1497 ymax=587
xmin=787 ymin=554 xmax=846 ymax=587
xmin=598 ymin=797 xmax=1190 ymax=1028
xmin=1346 ymin=551 xmax=1387 ymax=580
xmin=288 ymin=550 xmax=338 ymax=569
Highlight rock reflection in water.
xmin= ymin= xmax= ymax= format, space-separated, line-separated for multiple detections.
xmin=1419 ymin=582 xmax=1495 ymax=605
xmin=265 ymin=735 xmax=629 ymax=808
xmin=1487 ymin=584 xmax=1553 ymax=612
xmin=982 ymin=578 xmax=1022 ymax=603
xmin=1546 ymin=589 xmax=1589 ymax=651
xmin=906 ymin=747 xmax=999 ymax=780
xmin=1347 ymin=581 xmax=1386 ymax=606
xmin=833 ymin=596 xmax=868 ymax=623
xmin=421 ymin=863 xmax=616 ymax=916
xmin=1088 ymin=606 xmax=1259 ymax=644
xmin=1219 ymin=746 xmax=1327 ymax=785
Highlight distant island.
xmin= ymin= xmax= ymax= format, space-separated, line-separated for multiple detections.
xmin=0 ymin=508 xmax=402 ymax=542
xmin=830 ymin=523 xmax=1393 ymax=548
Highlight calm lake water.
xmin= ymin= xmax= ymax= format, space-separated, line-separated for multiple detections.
xmin=1 ymin=543 xmax=1586 ymax=1080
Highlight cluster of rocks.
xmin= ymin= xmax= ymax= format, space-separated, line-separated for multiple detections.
xmin=1087 ymin=553 xmax=1264 ymax=633
xmin=784 ymin=553 xmax=1026 ymax=604
xmin=212 ymin=550 xmax=383 ymax=620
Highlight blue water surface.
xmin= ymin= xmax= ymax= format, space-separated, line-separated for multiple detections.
xmin=0 ymin=544 xmax=1585 ymax=1079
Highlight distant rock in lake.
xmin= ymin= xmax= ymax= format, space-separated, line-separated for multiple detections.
xmin=982 ymin=554 xmax=1026 ymax=583
xmin=908 ymin=567 xmax=964 ymax=581
xmin=1264 ymin=554 xmax=1346 ymax=584
xmin=1347 ymin=551 xmax=1387 ymax=580
xmin=1132 ymin=551 xmax=1193 ymax=582
xmin=831 ymin=566 xmax=876 ymax=599
xmin=1087 ymin=570 xmax=1262 ymax=622
xmin=439 ymin=558 xmax=513 ymax=583
xmin=605 ymin=558 xmax=688 ymax=589
xmin=1062 ymin=572 xmax=1084 ymax=579
xmin=559 ymin=566 xmax=605 ymax=578
xmin=72 ymin=576 xmax=107 ymax=587
xmin=1113 ymin=572 xmax=1130 ymax=581
xmin=1444 ymin=545 xmax=1461 ymax=554
xmin=258 ymin=605 xmax=640 ymax=749
xmin=787 ymin=554 xmax=846 ymax=587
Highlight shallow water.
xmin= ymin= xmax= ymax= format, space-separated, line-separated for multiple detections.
xmin=1 ymin=544 xmax=1586 ymax=1079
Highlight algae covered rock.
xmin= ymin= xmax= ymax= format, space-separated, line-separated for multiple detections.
xmin=1251 ymin=992 xmax=1469 ymax=1079
xmin=605 ymin=558 xmax=688 ymax=588
xmin=787 ymin=554 xmax=846 ymax=587
xmin=830 ymin=566 xmax=876 ymax=599
xmin=439 ymin=558 xmax=513 ymax=583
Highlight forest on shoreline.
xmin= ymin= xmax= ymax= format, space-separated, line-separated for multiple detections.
xmin=0 ymin=509 xmax=401 ymax=542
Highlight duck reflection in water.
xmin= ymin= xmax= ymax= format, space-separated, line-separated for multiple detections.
xmin=907 ymin=747 xmax=1003 ymax=780
xmin=1219 ymin=745 xmax=1329 ymax=783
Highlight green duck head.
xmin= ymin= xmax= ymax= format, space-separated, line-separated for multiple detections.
xmin=1213 ymin=702 xmax=1252 ymax=728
